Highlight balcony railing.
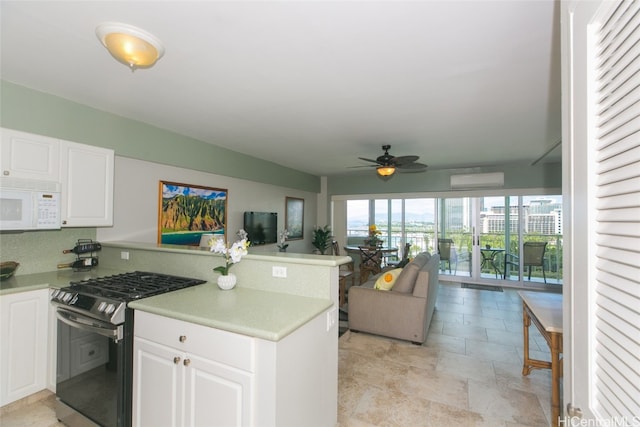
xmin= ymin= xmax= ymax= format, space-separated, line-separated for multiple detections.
xmin=347 ymin=229 xmax=563 ymax=284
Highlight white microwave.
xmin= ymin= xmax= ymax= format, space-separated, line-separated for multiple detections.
xmin=0 ymin=179 xmax=61 ymax=231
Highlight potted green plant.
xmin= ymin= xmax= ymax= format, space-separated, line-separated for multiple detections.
xmin=312 ymin=225 xmax=332 ymax=255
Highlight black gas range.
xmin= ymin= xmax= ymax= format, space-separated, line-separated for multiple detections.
xmin=51 ymin=271 xmax=206 ymax=326
xmin=50 ymin=271 xmax=206 ymax=427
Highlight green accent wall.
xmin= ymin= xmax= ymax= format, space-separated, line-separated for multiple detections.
xmin=1 ymin=80 xmax=560 ymax=197
xmin=0 ymin=80 xmax=320 ymax=192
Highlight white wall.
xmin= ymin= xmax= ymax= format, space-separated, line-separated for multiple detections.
xmin=97 ymin=156 xmax=318 ymax=253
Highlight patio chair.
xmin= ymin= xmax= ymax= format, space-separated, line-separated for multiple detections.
xmin=332 ymin=240 xmax=354 ymax=306
xmin=503 ymin=241 xmax=548 ymax=283
xmin=386 ymin=242 xmax=411 ymax=268
xmin=437 ymin=238 xmax=457 ymax=274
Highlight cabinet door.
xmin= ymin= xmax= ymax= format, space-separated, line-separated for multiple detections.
xmin=0 ymin=289 xmax=49 ymax=406
xmin=0 ymin=128 xmax=59 ymax=181
xmin=59 ymin=140 xmax=114 ymax=227
xmin=184 ymin=353 xmax=253 ymax=427
xmin=133 ymin=337 xmax=183 ymax=427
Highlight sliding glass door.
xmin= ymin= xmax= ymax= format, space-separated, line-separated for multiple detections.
xmin=477 ymin=196 xmax=518 ymax=281
xmin=437 ymin=195 xmax=563 ymax=287
xmin=345 ymin=194 xmax=563 ymax=288
xmin=437 ymin=198 xmax=473 ymax=277
xmin=503 ymin=195 xmax=564 ymax=285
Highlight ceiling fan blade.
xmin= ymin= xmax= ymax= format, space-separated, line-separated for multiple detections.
xmin=353 ymin=147 xmax=425 ymax=174
xmin=396 ymin=161 xmax=428 ymax=170
xmin=347 ymin=165 xmax=377 ymax=169
xmin=392 ymin=155 xmax=420 ymax=166
xmin=358 ymin=157 xmax=382 ymax=164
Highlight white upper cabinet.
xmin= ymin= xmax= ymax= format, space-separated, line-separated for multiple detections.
xmin=59 ymin=140 xmax=114 ymax=227
xmin=1 ymin=128 xmax=115 ymax=227
xmin=0 ymin=128 xmax=60 ymax=182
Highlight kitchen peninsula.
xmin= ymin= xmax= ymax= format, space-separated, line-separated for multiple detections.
xmin=102 ymin=241 xmax=345 ymax=426
xmin=2 ymin=241 xmax=347 ymax=426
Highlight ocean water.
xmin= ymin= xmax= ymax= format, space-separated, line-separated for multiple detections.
xmin=161 ymin=231 xmax=224 ymax=246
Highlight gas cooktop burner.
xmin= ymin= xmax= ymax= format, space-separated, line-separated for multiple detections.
xmin=68 ymin=271 xmax=207 ymax=300
xmin=51 ymin=271 xmax=207 ymax=326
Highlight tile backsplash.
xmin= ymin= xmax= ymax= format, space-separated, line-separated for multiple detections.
xmin=0 ymin=228 xmax=96 ymax=275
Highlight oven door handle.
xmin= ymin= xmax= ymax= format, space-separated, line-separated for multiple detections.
xmin=56 ymin=309 xmax=123 ymax=341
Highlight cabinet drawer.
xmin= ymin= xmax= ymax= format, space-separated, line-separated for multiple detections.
xmin=135 ymin=311 xmax=254 ymax=372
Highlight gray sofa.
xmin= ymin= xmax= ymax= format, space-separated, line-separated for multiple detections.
xmin=347 ymin=252 xmax=440 ymax=344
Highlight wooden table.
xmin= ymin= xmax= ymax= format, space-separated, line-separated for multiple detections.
xmin=518 ymin=291 xmax=563 ymax=427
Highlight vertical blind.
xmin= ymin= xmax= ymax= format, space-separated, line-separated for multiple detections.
xmin=593 ymin=0 xmax=640 ymax=419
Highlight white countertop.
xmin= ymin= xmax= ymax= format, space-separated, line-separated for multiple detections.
xmin=518 ymin=291 xmax=563 ymax=333
xmin=0 ymin=267 xmax=129 ymax=295
xmin=3 ymin=243 xmax=336 ymax=342
xmin=3 ymin=268 xmax=333 ymax=342
xmin=102 ymin=240 xmax=353 ymax=267
xmin=128 ymin=283 xmax=333 ymax=342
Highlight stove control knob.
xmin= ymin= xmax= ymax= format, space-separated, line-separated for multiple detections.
xmin=51 ymin=289 xmax=60 ymax=299
xmin=62 ymin=292 xmax=73 ymax=303
xmin=104 ymin=304 xmax=116 ymax=315
xmin=98 ymin=302 xmax=108 ymax=312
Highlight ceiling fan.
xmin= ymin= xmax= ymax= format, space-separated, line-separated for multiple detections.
xmin=356 ymin=145 xmax=427 ymax=177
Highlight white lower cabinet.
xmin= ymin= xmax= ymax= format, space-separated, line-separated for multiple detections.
xmin=0 ymin=289 xmax=49 ymax=406
xmin=133 ymin=311 xmax=253 ymax=427
xmin=133 ymin=308 xmax=336 ymax=427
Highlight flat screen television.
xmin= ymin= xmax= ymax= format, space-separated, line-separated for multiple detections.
xmin=243 ymin=211 xmax=277 ymax=245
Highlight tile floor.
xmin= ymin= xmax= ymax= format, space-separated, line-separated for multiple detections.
xmin=338 ymin=282 xmax=555 ymax=426
xmin=0 ymin=389 xmax=62 ymax=427
xmin=0 ymin=282 xmax=555 ymax=427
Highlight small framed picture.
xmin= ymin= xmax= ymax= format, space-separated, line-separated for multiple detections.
xmin=285 ymin=197 xmax=304 ymax=240
xmin=158 ymin=181 xmax=227 ymax=245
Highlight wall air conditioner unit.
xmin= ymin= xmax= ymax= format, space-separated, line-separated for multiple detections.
xmin=450 ymin=172 xmax=504 ymax=189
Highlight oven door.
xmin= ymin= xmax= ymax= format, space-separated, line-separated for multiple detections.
xmin=56 ymin=307 xmax=126 ymax=427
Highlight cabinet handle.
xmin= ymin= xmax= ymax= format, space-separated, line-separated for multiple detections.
xmin=183 ymin=359 xmax=191 ymax=367
xmin=179 ymin=335 xmax=187 ymax=343
xmin=173 ymin=356 xmax=181 ymax=364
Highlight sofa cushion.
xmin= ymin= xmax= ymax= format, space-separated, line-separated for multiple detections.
xmin=411 ymin=252 xmax=430 ymax=268
xmin=374 ymin=268 xmax=403 ymax=290
xmin=392 ymin=261 xmax=421 ymax=293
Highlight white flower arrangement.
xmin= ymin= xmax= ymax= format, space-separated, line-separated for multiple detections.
xmin=277 ymin=229 xmax=289 ymax=251
xmin=210 ymin=229 xmax=250 ymax=275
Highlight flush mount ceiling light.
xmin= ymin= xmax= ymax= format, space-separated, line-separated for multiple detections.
xmin=376 ymin=165 xmax=396 ymax=177
xmin=96 ymin=22 xmax=165 ymax=71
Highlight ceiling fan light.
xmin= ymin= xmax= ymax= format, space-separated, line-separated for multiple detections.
xmin=377 ymin=165 xmax=396 ymax=177
xmin=96 ymin=23 xmax=165 ymax=71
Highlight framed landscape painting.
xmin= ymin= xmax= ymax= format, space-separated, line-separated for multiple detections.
xmin=285 ymin=197 xmax=304 ymax=240
xmin=158 ymin=181 xmax=227 ymax=246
